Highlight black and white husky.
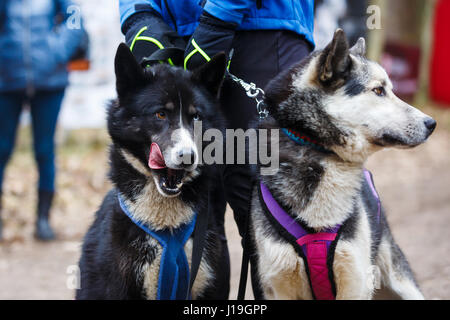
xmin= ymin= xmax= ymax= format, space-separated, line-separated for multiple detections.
xmin=76 ymin=44 xmax=227 ymax=299
xmin=250 ymin=30 xmax=436 ymax=300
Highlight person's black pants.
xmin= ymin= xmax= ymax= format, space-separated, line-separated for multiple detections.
xmin=213 ymin=30 xmax=312 ymax=299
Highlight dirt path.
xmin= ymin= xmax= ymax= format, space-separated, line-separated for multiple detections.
xmin=0 ymin=125 xmax=449 ymax=300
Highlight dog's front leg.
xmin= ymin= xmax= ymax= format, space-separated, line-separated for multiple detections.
xmin=265 ymin=258 xmax=314 ymax=300
xmin=256 ymin=236 xmax=313 ymax=300
xmin=333 ymin=240 xmax=374 ymax=300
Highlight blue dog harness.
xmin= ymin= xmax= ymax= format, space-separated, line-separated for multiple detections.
xmin=118 ymin=195 xmax=196 ymax=300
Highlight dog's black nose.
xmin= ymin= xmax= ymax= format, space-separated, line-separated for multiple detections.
xmin=177 ymin=149 xmax=196 ymax=166
xmin=424 ymin=118 xmax=437 ymax=135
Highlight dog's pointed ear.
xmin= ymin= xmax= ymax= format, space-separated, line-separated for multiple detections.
xmin=114 ymin=43 xmax=147 ymax=97
xmin=350 ymin=37 xmax=366 ymax=56
xmin=191 ymin=52 xmax=227 ymax=97
xmin=319 ymin=29 xmax=351 ymax=83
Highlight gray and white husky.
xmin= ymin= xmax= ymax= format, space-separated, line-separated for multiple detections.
xmin=250 ymin=29 xmax=436 ymax=300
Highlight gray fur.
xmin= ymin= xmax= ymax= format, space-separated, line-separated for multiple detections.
xmin=250 ymin=30 xmax=430 ymax=300
xmin=269 ymin=90 xmax=348 ymax=148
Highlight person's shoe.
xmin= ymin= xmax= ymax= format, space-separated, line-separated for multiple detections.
xmin=35 ymin=190 xmax=55 ymax=241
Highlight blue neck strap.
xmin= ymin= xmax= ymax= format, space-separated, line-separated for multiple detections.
xmin=118 ymin=195 xmax=196 ymax=300
xmin=281 ymin=128 xmax=333 ymax=154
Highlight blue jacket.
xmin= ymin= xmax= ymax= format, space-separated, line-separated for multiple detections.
xmin=119 ymin=0 xmax=315 ymax=47
xmin=0 ymin=0 xmax=84 ymax=92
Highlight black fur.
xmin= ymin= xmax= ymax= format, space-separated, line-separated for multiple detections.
xmin=263 ymin=60 xmax=348 ymax=148
xmin=361 ymin=172 xmax=383 ymax=262
xmin=76 ymin=44 xmax=227 ymax=299
xmin=344 ymin=77 xmax=366 ymax=97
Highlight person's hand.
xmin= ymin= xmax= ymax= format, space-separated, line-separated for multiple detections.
xmin=183 ymin=11 xmax=237 ymax=70
xmin=124 ymin=12 xmax=186 ymax=67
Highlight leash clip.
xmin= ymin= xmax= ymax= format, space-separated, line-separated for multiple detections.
xmin=226 ymin=70 xmax=269 ymax=120
xmin=256 ymin=100 xmax=269 ymax=120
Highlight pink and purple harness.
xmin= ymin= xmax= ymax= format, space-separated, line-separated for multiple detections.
xmin=258 ymin=129 xmax=381 ymax=300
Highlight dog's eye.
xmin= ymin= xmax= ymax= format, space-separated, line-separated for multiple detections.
xmin=372 ymin=87 xmax=386 ymax=97
xmin=193 ymin=113 xmax=201 ymax=121
xmin=155 ymin=111 xmax=166 ymax=120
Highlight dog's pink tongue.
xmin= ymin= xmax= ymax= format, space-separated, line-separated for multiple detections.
xmin=148 ymin=143 xmax=166 ymax=169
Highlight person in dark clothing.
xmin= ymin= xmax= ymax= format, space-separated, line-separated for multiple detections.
xmin=0 ymin=0 xmax=84 ymax=240
xmin=118 ymin=0 xmax=315 ymax=299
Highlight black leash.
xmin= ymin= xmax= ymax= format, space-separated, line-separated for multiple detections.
xmin=186 ymin=181 xmax=211 ymax=299
xmin=228 ymin=67 xmax=268 ymax=300
xmin=237 ymin=191 xmax=253 ymax=300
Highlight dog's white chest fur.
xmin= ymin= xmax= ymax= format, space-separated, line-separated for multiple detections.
xmin=123 ymin=175 xmax=213 ymax=299
xmin=255 ymin=235 xmax=313 ymax=299
xmin=253 ymin=199 xmax=374 ymax=300
xmin=252 ymin=162 xmax=376 ymax=300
